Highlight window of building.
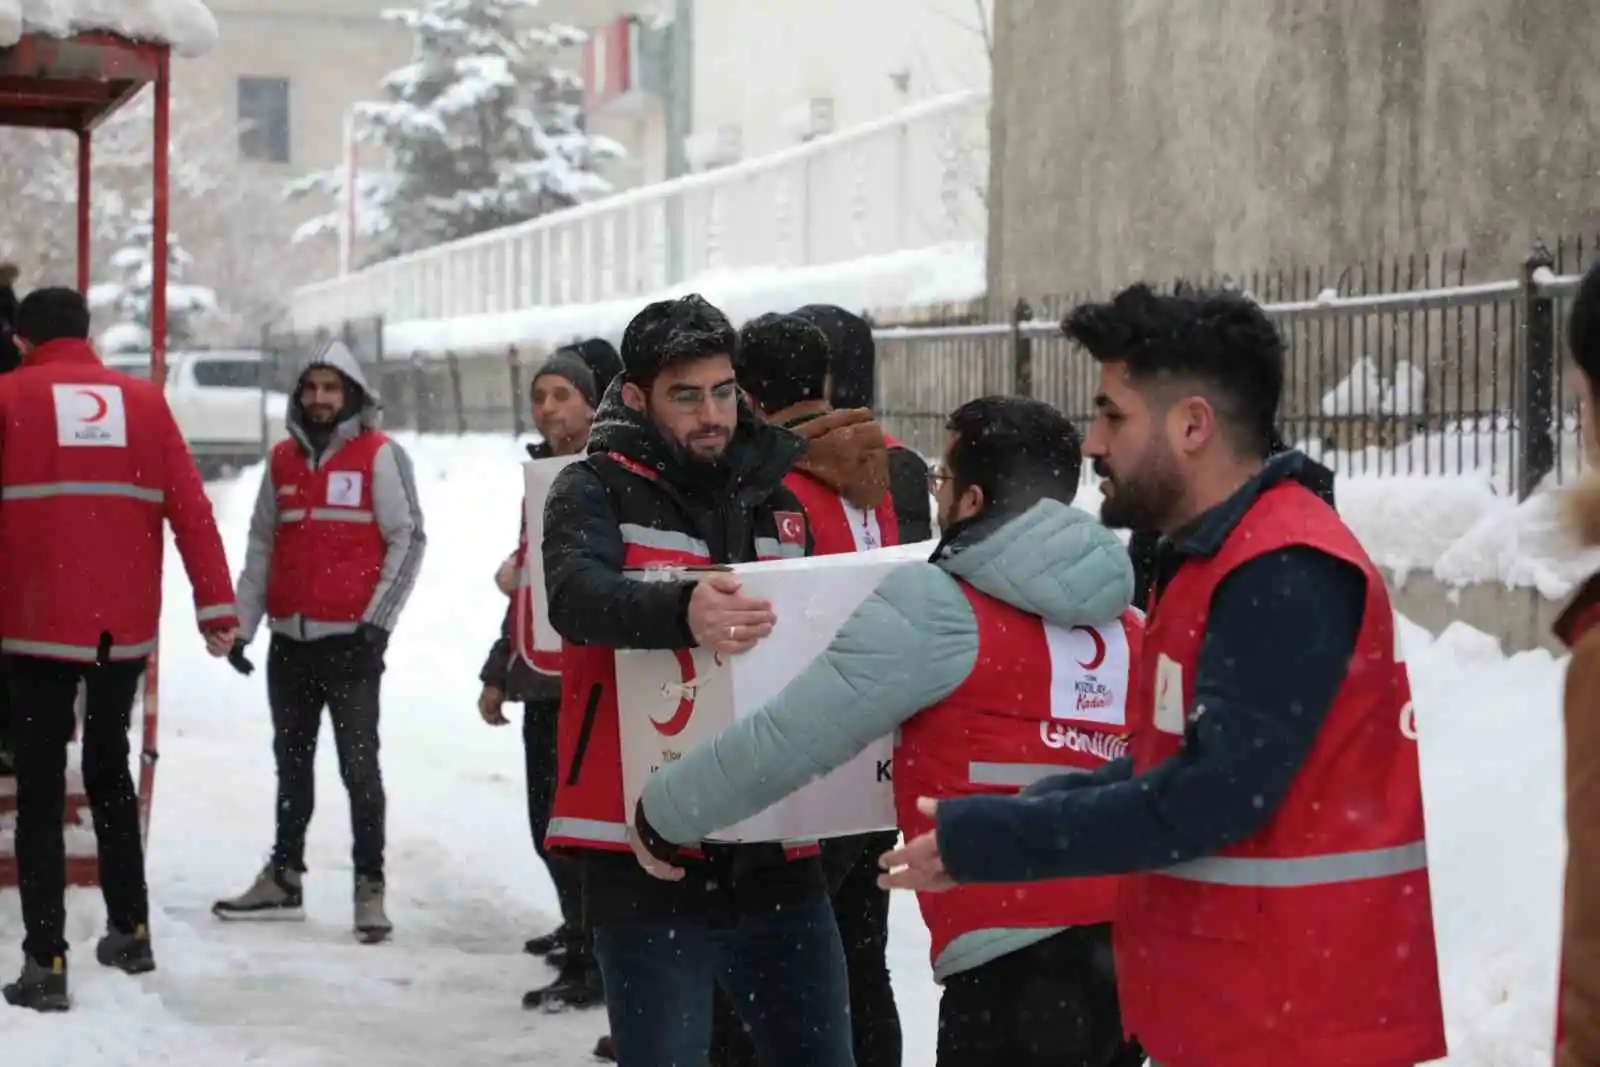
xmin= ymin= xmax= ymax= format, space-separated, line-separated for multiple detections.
xmin=237 ymin=77 xmax=290 ymax=163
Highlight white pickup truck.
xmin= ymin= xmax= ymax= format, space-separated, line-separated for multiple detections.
xmin=102 ymin=350 xmax=290 ymax=479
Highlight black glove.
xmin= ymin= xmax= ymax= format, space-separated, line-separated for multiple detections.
xmin=357 ymin=623 xmax=389 ymax=665
xmin=632 ymin=798 xmax=681 ymax=865
xmin=227 ymin=638 xmax=254 ymax=677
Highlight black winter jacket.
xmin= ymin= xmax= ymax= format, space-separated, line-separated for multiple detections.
xmin=478 ymin=441 xmax=563 ymax=706
xmin=0 ymin=281 xmax=18 ymax=376
xmin=541 ymin=381 xmax=827 ymax=924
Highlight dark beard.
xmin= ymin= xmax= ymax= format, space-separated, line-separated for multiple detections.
xmin=1100 ymin=469 xmax=1183 ymax=531
xmin=668 ymin=438 xmax=732 ymax=494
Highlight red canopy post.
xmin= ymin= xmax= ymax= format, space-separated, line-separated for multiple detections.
xmin=137 ymin=43 xmax=172 ymax=843
xmin=149 ymin=45 xmax=168 ymax=385
xmin=75 ymin=130 xmax=90 ymax=293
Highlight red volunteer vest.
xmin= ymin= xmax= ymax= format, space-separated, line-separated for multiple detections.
xmin=1115 ymin=482 xmax=1446 ymax=1067
xmin=783 ymin=469 xmax=901 ymax=555
xmin=0 ymin=340 xmax=238 ymax=661
xmin=546 ymin=453 xmax=814 ymax=859
xmin=265 ymin=431 xmax=389 ymax=624
xmin=897 ymin=585 xmax=1141 ymax=970
xmin=510 ymin=515 xmax=563 ymax=675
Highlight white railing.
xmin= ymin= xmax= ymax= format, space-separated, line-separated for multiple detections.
xmin=290 ymin=89 xmax=991 ymax=331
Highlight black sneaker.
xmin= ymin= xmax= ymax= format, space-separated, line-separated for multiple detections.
xmin=523 ymin=924 xmax=568 ymax=956
xmin=592 ymin=1035 xmax=616 ymax=1062
xmin=2 ymin=955 xmax=68 ymax=1013
xmin=96 ymin=924 xmax=156 ymax=975
xmin=521 ymin=955 xmax=604 ymax=1012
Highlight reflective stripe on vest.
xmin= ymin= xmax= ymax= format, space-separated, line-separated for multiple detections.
xmin=620 ymin=523 xmax=709 ymax=557
xmin=1158 ymin=840 xmax=1428 ymax=888
xmin=2 ymin=636 xmax=158 ymax=661
xmin=755 ymin=536 xmax=805 ymax=559
xmin=547 ymin=816 xmax=629 ymax=845
xmin=2 ymin=481 xmax=163 ymax=504
xmin=279 ymin=507 xmax=375 ymax=524
xmin=967 ymin=760 xmax=1083 ymax=788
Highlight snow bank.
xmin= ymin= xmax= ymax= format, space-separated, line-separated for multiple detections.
xmin=1407 ymin=621 xmax=1566 ymax=1067
xmin=1340 ymin=474 xmax=1600 ymax=598
xmin=1319 ymin=358 xmax=1428 ymax=418
xmin=0 ymin=0 xmax=219 ymax=56
xmin=383 ymin=241 xmax=986 ymax=355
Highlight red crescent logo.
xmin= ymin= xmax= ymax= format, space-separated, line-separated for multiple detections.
xmin=1072 ymin=625 xmax=1107 ymax=671
xmin=77 ymin=389 xmax=109 ymax=423
xmin=653 ymin=648 xmax=723 ymax=736
xmin=651 ymin=649 xmax=699 ymax=736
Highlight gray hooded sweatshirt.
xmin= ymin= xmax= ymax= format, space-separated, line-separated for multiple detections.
xmin=639 ymin=497 xmax=1134 ymax=981
xmin=234 ymin=341 xmax=426 ymax=643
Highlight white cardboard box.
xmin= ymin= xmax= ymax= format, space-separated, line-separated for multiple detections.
xmin=616 ymin=540 xmax=938 ymax=843
xmin=520 ymin=454 xmax=583 ymax=666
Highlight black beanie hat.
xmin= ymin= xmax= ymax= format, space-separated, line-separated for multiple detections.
xmin=530 ymin=350 xmax=599 ymax=409
xmin=563 ymin=337 xmax=623 ymax=397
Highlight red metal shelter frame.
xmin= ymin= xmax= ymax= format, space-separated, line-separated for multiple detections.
xmin=0 ymin=30 xmax=172 ymax=886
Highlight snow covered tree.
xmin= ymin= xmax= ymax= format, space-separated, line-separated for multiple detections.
xmin=290 ymin=0 xmax=624 ymax=260
xmin=88 ymin=205 xmax=217 ymax=351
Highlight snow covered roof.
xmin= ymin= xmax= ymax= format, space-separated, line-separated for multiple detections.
xmin=0 ymin=0 xmax=220 ymax=58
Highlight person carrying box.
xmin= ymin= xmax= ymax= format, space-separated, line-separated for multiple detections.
xmin=540 ymin=294 xmax=852 ymax=1067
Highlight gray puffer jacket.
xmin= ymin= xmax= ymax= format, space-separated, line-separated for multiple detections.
xmin=639 ymin=497 xmax=1134 ymax=980
xmin=234 ymin=340 xmax=427 ymax=644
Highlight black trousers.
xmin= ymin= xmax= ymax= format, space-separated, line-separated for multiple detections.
xmin=522 ymin=696 xmax=583 ymax=940
xmin=9 ymin=654 xmax=148 ymax=962
xmin=710 ymin=830 xmax=902 ymax=1067
xmin=266 ymin=634 xmax=386 ymax=881
xmin=0 ymin=654 xmax=14 ymax=765
xmin=936 ymin=925 xmax=1141 ymax=1067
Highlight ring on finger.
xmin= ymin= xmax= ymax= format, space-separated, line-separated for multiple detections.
xmin=728 ymin=624 xmax=738 ymax=640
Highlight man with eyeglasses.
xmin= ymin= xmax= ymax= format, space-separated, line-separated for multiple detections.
xmin=539 ymin=295 xmax=854 ymax=1067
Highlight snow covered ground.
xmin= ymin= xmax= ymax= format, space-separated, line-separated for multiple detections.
xmin=0 ymin=433 xmax=1571 ymax=1066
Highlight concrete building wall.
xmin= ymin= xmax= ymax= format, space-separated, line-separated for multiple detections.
xmin=987 ymin=0 xmax=1600 ymax=308
xmin=689 ymin=0 xmax=989 ymax=164
xmin=174 ymin=5 xmax=409 ymax=184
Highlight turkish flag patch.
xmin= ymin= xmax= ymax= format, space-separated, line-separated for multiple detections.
xmin=775 ymin=511 xmax=807 ymax=546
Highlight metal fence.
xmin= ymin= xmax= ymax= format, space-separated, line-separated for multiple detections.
xmin=257 ymin=238 xmax=1597 ymax=500
xmin=873 ymin=241 xmax=1597 ymax=499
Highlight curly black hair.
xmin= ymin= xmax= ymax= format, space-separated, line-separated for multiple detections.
xmin=1062 ymin=282 xmax=1283 ymax=458
xmin=945 ymin=395 xmax=1083 ymax=514
xmin=620 ymin=293 xmax=737 ymax=387
xmin=735 ymin=312 xmax=831 ymax=414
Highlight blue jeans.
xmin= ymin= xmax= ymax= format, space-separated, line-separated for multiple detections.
xmin=593 ymin=893 xmax=855 ymax=1067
